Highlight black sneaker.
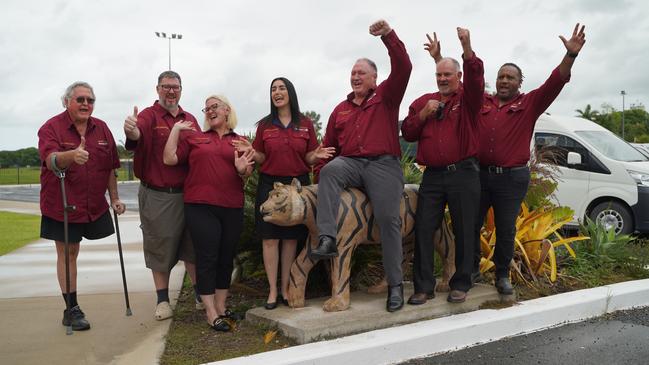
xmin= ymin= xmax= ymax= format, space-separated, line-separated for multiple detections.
xmin=62 ymin=305 xmax=91 ymax=331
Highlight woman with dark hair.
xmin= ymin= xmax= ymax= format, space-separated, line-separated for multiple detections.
xmin=234 ymin=77 xmax=334 ymax=309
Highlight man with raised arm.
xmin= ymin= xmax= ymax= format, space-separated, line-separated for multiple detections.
xmin=402 ymin=27 xmax=484 ymax=304
xmin=123 ymin=71 xmax=200 ymax=320
xmin=473 ymin=24 xmax=586 ymax=295
xmin=311 ymin=19 xmax=412 ymax=312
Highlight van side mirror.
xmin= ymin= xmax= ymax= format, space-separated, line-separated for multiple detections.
xmin=567 ymin=151 xmax=582 ymax=165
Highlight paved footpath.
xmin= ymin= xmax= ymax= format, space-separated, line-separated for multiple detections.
xmin=0 ymin=199 xmax=185 ymax=365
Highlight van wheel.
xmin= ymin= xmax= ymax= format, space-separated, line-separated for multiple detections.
xmin=588 ymin=201 xmax=634 ymax=235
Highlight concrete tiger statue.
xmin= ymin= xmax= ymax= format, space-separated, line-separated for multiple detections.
xmin=260 ymin=178 xmax=455 ymax=312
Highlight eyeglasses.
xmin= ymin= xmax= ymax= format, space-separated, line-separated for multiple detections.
xmin=158 ymin=84 xmax=182 ymax=92
xmin=75 ymin=96 xmax=95 ymax=105
xmin=201 ymin=104 xmax=221 ymax=113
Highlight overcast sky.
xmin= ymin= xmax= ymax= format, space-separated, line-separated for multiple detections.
xmin=1 ymin=0 xmax=648 ymax=151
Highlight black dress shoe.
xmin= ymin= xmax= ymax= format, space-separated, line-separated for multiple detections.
xmin=264 ymin=301 xmax=278 ymax=310
xmin=495 ymin=277 xmax=514 ymax=295
xmin=309 ymin=235 xmax=338 ymax=259
xmin=407 ymin=292 xmax=435 ymax=305
xmin=386 ymin=283 xmax=404 ymax=312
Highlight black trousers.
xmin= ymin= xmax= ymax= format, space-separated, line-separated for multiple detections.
xmin=474 ymin=167 xmax=530 ymax=279
xmin=184 ymin=203 xmax=243 ymax=294
xmin=413 ymin=159 xmax=480 ymax=293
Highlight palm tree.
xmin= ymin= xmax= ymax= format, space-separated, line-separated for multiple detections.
xmin=575 ymin=104 xmax=599 ymax=121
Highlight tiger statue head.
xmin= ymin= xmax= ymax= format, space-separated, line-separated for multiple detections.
xmin=260 ymin=178 xmax=309 ymax=227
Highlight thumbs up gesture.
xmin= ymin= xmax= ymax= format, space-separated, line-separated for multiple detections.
xmin=124 ymin=106 xmax=141 ymax=140
xmin=73 ymin=136 xmax=90 ymax=165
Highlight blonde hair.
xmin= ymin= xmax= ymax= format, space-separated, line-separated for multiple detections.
xmin=203 ymin=95 xmax=238 ymax=131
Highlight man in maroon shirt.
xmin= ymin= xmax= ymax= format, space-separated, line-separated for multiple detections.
xmin=310 ymin=19 xmax=412 ymax=312
xmin=473 ymin=24 xmax=586 ymax=295
xmin=38 ymin=81 xmax=126 ymax=330
xmin=124 ymin=71 xmax=200 ymax=320
xmin=401 ymin=27 xmax=484 ymax=304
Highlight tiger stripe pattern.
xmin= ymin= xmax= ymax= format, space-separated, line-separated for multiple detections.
xmin=260 ymin=178 xmax=455 ymax=312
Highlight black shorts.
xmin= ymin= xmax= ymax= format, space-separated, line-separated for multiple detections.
xmin=255 ymin=173 xmax=310 ymax=240
xmin=40 ymin=210 xmax=115 ymax=243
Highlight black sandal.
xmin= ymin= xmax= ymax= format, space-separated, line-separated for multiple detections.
xmin=210 ymin=317 xmax=231 ymax=332
xmin=221 ymin=308 xmax=244 ymax=321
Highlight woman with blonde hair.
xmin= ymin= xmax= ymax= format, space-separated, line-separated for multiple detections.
xmin=164 ymin=95 xmax=254 ymax=331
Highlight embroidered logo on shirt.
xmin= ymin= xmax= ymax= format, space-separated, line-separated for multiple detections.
xmin=97 ymin=140 xmax=109 ymax=146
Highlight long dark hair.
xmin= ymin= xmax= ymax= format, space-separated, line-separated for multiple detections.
xmin=258 ymin=77 xmax=302 ymax=126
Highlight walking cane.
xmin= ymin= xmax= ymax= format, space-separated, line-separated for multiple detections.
xmin=52 ymin=156 xmax=75 ymax=335
xmin=113 ymin=207 xmax=132 ymax=316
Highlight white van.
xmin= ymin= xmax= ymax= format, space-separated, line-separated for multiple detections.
xmin=533 ymin=114 xmax=649 ymax=234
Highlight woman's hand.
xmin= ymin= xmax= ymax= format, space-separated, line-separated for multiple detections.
xmin=234 ymin=149 xmax=255 ymax=176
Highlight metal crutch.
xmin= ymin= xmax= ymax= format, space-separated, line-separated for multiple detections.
xmin=112 ymin=207 xmax=132 ymax=316
xmin=52 ymin=156 xmax=76 ymax=335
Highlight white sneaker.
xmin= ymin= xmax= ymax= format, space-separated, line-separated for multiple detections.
xmin=155 ymin=301 xmax=173 ymax=320
xmin=195 ymin=298 xmax=205 ymax=310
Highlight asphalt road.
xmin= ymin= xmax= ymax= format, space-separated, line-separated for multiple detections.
xmin=0 ymin=182 xmax=141 ymax=212
xmin=401 ymin=306 xmax=649 ymax=365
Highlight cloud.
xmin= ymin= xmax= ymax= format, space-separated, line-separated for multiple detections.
xmin=1 ymin=0 xmax=648 ymax=151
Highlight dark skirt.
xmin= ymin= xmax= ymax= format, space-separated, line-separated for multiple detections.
xmin=255 ymin=173 xmax=310 ymax=240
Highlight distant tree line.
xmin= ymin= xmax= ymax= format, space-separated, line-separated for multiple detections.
xmin=0 ymin=148 xmax=40 ymax=168
xmin=575 ymin=102 xmax=649 ymax=143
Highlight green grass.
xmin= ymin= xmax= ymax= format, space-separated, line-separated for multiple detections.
xmin=0 ymin=211 xmax=41 ymax=255
xmin=0 ymin=166 xmax=136 ymax=185
xmin=0 ymin=167 xmax=41 ymax=184
xmin=161 ymin=277 xmax=294 ymax=365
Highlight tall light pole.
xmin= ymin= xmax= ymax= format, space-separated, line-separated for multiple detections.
xmin=621 ymin=90 xmax=626 ymax=140
xmin=155 ymin=32 xmax=183 ymax=70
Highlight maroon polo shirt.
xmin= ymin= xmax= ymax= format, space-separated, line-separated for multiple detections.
xmin=176 ymin=130 xmax=245 ymax=208
xmin=478 ymin=67 xmax=570 ymax=167
xmin=322 ymin=30 xmax=412 ymax=158
xmin=38 ymin=111 xmax=120 ymax=223
xmin=401 ymin=54 xmax=484 ymax=167
xmin=125 ymin=101 xmax=199 ymax=188
xmin=252 ymin=116 xmax=318 ymax=176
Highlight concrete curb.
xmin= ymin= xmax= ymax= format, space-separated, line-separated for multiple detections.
xmin=208 ymin=278 xmax=649 ymax=365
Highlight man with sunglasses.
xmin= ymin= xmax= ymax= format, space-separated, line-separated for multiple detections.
xmin=38 ymin=81 xmax=126 ymax=330
xmin=401 ymin=27 xmax=484 ymax=304
xmin=124 ymin=71 xmax=200 ymax=320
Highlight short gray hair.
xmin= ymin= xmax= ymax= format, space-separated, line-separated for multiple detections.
xmin=158 ymin=70 xmax=182 ymax=85
xmin=61 ymin=81 xmax=95 ymax=107
xmin=438 ymin=57 xmax=461 ymax=72
xmin=356 ymin=58 xmax=378 ymax=74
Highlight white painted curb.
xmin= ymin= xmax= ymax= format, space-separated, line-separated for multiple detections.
xmin=207 ymin=278 xmax=649 ymax=365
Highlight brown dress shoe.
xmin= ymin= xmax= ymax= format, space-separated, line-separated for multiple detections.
xmin=447 ymin=290 xmax=467 ymax=303
xmin=407 ymin=292 xmax=435 ymax=305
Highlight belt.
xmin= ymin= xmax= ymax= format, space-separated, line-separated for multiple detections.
xmin=426 ymin=157 xmax=477 ymax=172
xmin=361 ymin=155 xmax=397 ymax=162
xmin=480 ymin=165 xmax=529 ymax=174
xmin=141 ymin=181 xmax=183 ymax=194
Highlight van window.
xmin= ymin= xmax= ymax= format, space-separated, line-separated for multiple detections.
xmin=535 ymin=132 xmax=609 ymax=174
xmin=576 ymin=131 xmax=648 ymax=162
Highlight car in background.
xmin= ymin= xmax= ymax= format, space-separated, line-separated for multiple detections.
xmin=534 ymin=115 xmax=649 ymax=235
